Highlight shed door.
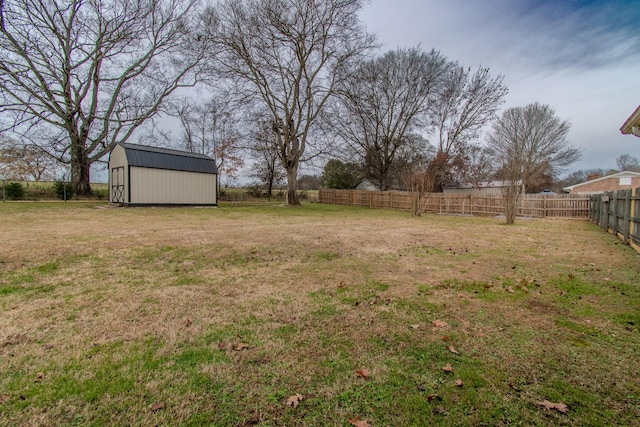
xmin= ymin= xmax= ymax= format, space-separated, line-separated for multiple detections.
xmin=111 ymin=167 xmax=124 ymax=203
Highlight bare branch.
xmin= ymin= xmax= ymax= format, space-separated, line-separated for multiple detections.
xmin=487 ymin=102 xmax=581 ymax=224
xmin=329 ymin=47 xmax=445 ymax=190
xmin=208 ymin=0 xmax=375 ymax=204
xmin=0 ymin=0 xmax=209 ymax=194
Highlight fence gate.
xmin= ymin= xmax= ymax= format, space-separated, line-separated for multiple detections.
xmin=110 ymin=167 xmax=124 ymax=203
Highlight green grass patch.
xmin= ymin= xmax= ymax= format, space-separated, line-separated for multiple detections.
xmin=1 ymin=202 xmax=639 ymax=426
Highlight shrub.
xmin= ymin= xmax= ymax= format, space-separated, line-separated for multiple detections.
xmin=4 ymin=182 xmax=25 ymax=200
xmin=93 ymin=188 xmax=108 ymax=199
xmin=53 ymin=181 xmax=75 ymax=200
xmin=246 ymin=184 xmax=263 ymax=198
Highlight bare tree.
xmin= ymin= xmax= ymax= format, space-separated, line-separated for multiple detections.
xmin=402 ymin=167 xmax=437 ymax=217
xmin=487 ymin=103 xmax=581 ymax=224
xmin=247 ymin=116 xmax=286 ymax=198
xmin=428 ymin=64 xmax=507 ymax=191
xmin=0 ymin=135 xmax=59 ymax=180
xmin=331 ymin=47 xmax=447 ymax=190
xmin=616 ymin=154 xmax=640 ymax=172
xmin=0 ymin=0 xmax=209 ymax=195
xmin=208 ymin=0 xmax=375 ymax=205
xmin=175 ymin=97 xmax=245 ymax=187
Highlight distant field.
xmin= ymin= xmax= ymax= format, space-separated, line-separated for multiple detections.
xmin=1 ymin=181 xmax=108 ymax=201
xmin=2 ymin=181 xmax=317 ymax=203
xmin=0 ymin=202 xmax=638 ymax=426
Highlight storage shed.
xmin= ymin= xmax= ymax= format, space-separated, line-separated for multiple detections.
xmin=108 ymin=143 xmax=217 ymax=206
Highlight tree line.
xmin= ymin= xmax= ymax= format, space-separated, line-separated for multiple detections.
xmin=0 ymin=0 xmax=628 ymax=222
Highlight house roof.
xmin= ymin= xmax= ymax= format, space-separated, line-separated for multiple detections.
xmin=119 ymin=143 xmax=217 ymax=174
xmin=562 ymin=171 xmax=640 ymax=192
xmin=443 ymin=180 xmax=517 ymax=190
xmin=621 ymin=105 xmax=640 ymax=136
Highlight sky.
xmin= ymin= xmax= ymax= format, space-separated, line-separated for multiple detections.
xmin=358 ymin=0 xmax=640 ymax=172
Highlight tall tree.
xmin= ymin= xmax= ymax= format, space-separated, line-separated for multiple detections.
xmin=487 ymin=103 xmax=581 ymax=224
xmin=428 ymin=64 xmax=507 ymax=190
xmin=616 ymin=154 xmax=640 ymax=172
xmin=208 ymin=0 xmax=375 ymax=205
xmin=175 ymin=97 xmax=244 ymax=187
xmin=331 ymin=47 xmax=447 ymax=190
xmin=0 ymin=135 xmax=59 ymax=180
xmin=0 ymin=0 xmax=209 ymax=195
xmin=246 ymin=115 xmax=286 ymax=198
xmin=321 ymin=159 xmax=361 ymax=189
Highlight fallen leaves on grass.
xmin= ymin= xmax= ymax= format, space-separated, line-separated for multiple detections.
xmin=0 ymin=394 xmax=9 ymax=404
xmin=150 ymin=402 xmax=165 ymax=412
xmin=34 ymin=372 xmax=44 ymax=383
xmin=448 ymin=345 xmax=459 ymax=354
xmin=432 ymin=320 xmax=449 ymax=328
xmin=348 ymin=416 xmax=370 ymax=427
xmin=442 ymin=363 xmax=453 ymax=373
xmin=454 ymin=379 xmax=463 ymax=387
xmin=409 ymin=324 xmax=421 ymax=330
xmin=505 ymin=287 xmax=515 ymax=293
xmin=537 ymin=400 xmax=568 ymax=414
xmin=232 ymin=343 xmax=249 ymax=351
xmin=286 ymin=394 xmax=303 ymax=408
xmin=355 ymin=367 xmax=370 ymax=379
xmin=427 ymin=393 xmax=441 ymax=402
xmin=217 ymin=342 xmax=227 ymax=351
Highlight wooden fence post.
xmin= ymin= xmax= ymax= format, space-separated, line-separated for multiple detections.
xmin=602 ymin=194 xmax=609 ymax=231
xmin=623 ymin=190 xmax=631 ymax=244
xmin=631 ymin=187 xmax=638 ymax=248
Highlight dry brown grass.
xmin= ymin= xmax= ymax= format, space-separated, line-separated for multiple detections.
xmin=1 ymin=202 xmax=639 ymax=426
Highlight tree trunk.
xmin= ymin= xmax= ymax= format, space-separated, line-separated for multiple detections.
xmin=71 ymin=145 xmax=92 ymax=197
xmin=503 ymin=185 xmax=521 ymax=224
xmin=267 ymin=174 xmax=274 ymax=199
xmin=285 ymin=162 xmax=300 ymax=206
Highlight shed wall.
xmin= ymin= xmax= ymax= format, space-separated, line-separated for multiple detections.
xmin=108 ymin=145 xmax=129 ymax=203
xmin=129 ymin=167 xmax=217 ymax=205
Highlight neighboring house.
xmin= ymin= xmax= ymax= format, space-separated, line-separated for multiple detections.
xmin=443 ymin=181 xmax=515 ymax=196
xmin=355 ymin=179 xmax=380 ymax=191
xmin=108 ymin=143 xmax=218 ymax=206
xmin=620 ymin=105 xmax=640 ymax=137
xmin=562 ymin=171 xmax=640 ymax=195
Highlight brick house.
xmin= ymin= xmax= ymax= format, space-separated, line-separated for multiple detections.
xmin=562 ymin=171 xmax=640 ymax=195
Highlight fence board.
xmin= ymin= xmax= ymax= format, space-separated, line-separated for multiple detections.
xmin=319 ymin=189 xmax=590 ymax=219
xmin=590 ymin=188 xmax=640 ymax=252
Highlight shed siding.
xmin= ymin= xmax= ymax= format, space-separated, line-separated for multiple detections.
xmin=108 ymin=145 xmax=130 ymax=203
xmin=129 ymin=167 xmax=217 ymax=205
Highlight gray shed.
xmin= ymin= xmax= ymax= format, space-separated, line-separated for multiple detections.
xmin=108 ymin=143 xmax=217 ymax=206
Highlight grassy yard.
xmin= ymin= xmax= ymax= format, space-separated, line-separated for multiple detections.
xmin=0 ymin=202 xmax=638 ymax=426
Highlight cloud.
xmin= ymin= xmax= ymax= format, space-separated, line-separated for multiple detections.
xmin=361 ymin=0 xmax=640 ymax=72
xmin=359 ymin=0 xmax=640 ymax=171
xmin=499 ymin=0 xmax=640 ymax=71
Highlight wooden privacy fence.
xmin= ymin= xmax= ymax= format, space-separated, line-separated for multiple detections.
xmin=318 ymin=189 xmax=591 ymax=219
xmin=590 ymin=188 xmax=640 ymax=251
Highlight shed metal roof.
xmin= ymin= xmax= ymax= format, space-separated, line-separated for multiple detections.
xmin=119 ymin=143 xmax=217 ymax=174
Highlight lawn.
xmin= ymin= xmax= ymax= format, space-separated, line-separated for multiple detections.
xmin=0 ymin=202 xmax=638 ymax=426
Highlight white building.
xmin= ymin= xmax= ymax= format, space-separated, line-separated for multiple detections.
xmin=108 ymin=143 xmax=217 ymax=206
